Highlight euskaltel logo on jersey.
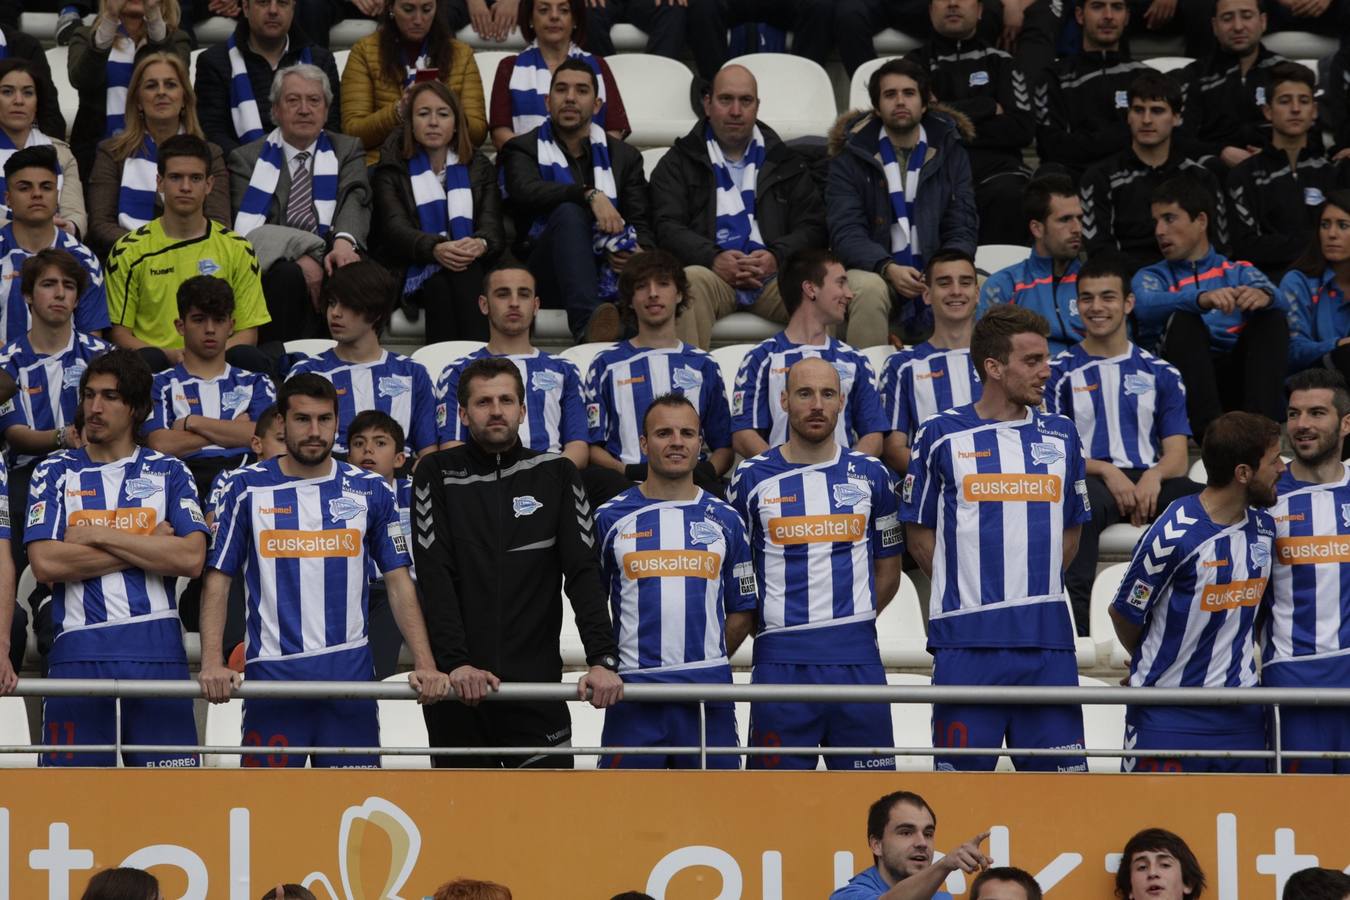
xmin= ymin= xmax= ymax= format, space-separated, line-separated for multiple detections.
xmin=766 ymin=514 xmax=866 ymax=545
xmin=962 ymin=474 xmax=1062 ymax=502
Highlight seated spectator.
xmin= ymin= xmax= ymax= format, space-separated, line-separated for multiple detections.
xmin=826 ymin=58 xmax=977 ymax=347
xmin=0 ymin=21 xmax=66 ymax=140
xmin=340 ymin=0 xmax=486 ymax=165
xmin=731 ymin=249 xmax=887 ymax=459
xmin=1135 ymin=177 xmax=1285 ymax=435
xmin=371 ymin=80 xmax=502 ymax=343
xmin=106 ymin=134 xmax=271 ymax=371
xmin=67 ymin=0 xmax=193 ymax=178
xmin=1046 ymin=252 xmax=1200 ymax=633
xmin=880 ymin=248 xmax=982 ymax=476
xmin=485 ymin=0 xmax=629 ymax=151
xmin=86 ymin=53 xmax=231 ymax=259
xmin=682 ymin=1 xmax=835 ymax=80
xmin=1114 ymin=829 xmax=1207 ymax=900
xmin=501 ymin=58 xmax=650 ymax=342
xmin=434 ymin=265 xmax=589 ymax=469
xmin=1285 ymin=190 xmax=1350 ymax=377
xmin=905 ymin=0 xmax=1033 ymax=246
xmin=1081 ymin=70 xmax=1225 ymax=274
xmin=1033 ymin=0 xmax=1150 ymax=180
xmin=1326 ymin=44 xmax=1350 ymax=163
xmin=652 ymin=64 xmax=826 ymax=350
xmin=0 ymin=59 xmax=83 ymax=235
xmin=295 ymin=0 xmax=382 ymax=50
xmin=1229 ymin=62 xmax=1350 ymax=283
xmin=289 ymin=260 xmax=437 ymax=458
xmin=193 ymin=0 xmax=343 ymax=157
xmin=970 ymin=867 xmax=1042 ymax=900
xmin=79 ymin=868 xmax=161 ymax=900
xmin=230 ymin=64 xmax=370 ymax=344
xmin=978 ymin=174 xmax=1085 ymax=354
xmin=1283 ymin=867 xmax=1350 ymax=900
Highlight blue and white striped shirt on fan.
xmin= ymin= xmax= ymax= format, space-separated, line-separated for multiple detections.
xmin=289 ymin=350 xmax=437 ymax=456
xmin=0 ymin=331 xmax=109 ymax=467
xmin=878 ymin=343 xmax=981 ymax=440
xmin=0 ymin=225 xmax=110 ymax=343
xmin=434 ymin=348 xmax=587 ymax=451
xmin=143 ymin=363 xmax=276 ymax=460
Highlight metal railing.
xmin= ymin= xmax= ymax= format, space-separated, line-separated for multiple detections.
xmin=6 ymin=680 xmax=1350 ymax=769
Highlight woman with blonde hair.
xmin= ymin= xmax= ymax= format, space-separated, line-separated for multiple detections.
xmin=84 ymin=51 xmax=230 ymax=257
xmin=0 ymin=59 xmax=87 ymax=237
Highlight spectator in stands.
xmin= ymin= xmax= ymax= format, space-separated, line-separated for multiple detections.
xmin=1045 ymin=252 xmax=1200 ymax=634
xmin=832 ymin=790 xmax=989 ymax=900
xmin=1326 ymin=45 xmax=1350 ymax=164
xmin=680 ymin=1 xmax=835 ymax=80
xmin=1114 ymin=829 xmax=1207 ymax=900
xmin=880 ymin=247 xmax=982 ymax=476
xmin=1229 ymin=62 xmax=1350 ymax=283
xmin=978 ymin=174 xmax=1085 ymax=354
xmin=1284 ymin=867 xmax=1350 ymax=900
xmin=1033 ymin=0 xmax=1150 ymax=180
xmin=902 ymin=304 xmax=1090 ymax=773
xmin=0 ymin=59 xmax=82 ymax=235
xmin=731 ymin=249 xmax=888 ymax=460
xmin=193 ymin=0 xmax=344 ymax=156
xmin=289 ymin=260 xmax=438 ymax=459
xmin=433 ymin=265 xmax=589 ymax=468
xmin=485 ymin=0 xmax=629 ymax=151
xmin=970 ymin=867 xmax=1042 ymax=900
xmin=905 ymin=0 xmax=1033 ymax=246
xmin=1135 ymin=177 xmax=1286 ymax=436
xmin=730 ymin=357 xmax=902 ymax=771
xmin=340 ymin=0 xmax=486 ymax=165
xmin=107 ymin=135 xmax=270 ymax=370
xmin=28 ymin=349 xmax=208 ymax=767
xmin=0 ymin=25 xmax=66 ymax=141
xmin=372 ymin=80 xmax=502 ymax=343
xmin=230 ymin=64 xmax=370 ymax=344
xmin=259 ymin=886 xmax=318 ymax=900
xmin=67 ymin=0 xmax=193 ymax=178
xmin=80 ymin=867 xmax=162 ymax=900
xmin=1285 ymin=190 xmax=1350 ymax=378
xmin=86 ymin=53 xmax=232 ymax=259
xmin=1080 ymin=71 xmax=1226 ymax=274
xmin=296 ymin=0 xmax=382 ymax=51
xmin=1111 ymin=411 xmax=1280 ymax=773
xmin=826 ymin=58 xmax=977 ymax=347
xmin=651 ymin=64 xmax=826 ymax=351
xmin=501 ymin=58 xmax=650 ymax=343
xmin=411 ymin=356 xmax=623 ymax=768
xmin=432 ymin=880 xmax=512 ymax=900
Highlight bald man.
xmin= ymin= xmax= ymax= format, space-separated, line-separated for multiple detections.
xmin=650 ymin=65 xmax=828 ymax=350
xmin=728 ymin=356 xmax=904 ymax=771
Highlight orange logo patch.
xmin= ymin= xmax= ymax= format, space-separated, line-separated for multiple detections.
xmin=958 ymin=450 xmax=992 ymax=459
xmin=1199 ymin=578 xmax=1268 ymax=612
xmin=915 ymin=370 xmax=945 ymax=380
xmin=1275 ymin=536 xmax=1350 ymax=566
xmin=622 ymin=550 xmax=721 ymax=580
xmin=68 ymin=508 xmax=158 ymax=533
xmin=620 ymin=529 xmax=654 ymax=541
xmin=767 ymin=514 xmax=867 ymax=545
xmin=961 ymin=474 xmax=1062 ymax=502
xmin=259 ymin=529 xmax=362 ymax=558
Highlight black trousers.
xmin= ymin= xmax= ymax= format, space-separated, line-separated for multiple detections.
xmin=260 ymin=258 xmax=326 ymax=345
xmin=412 ymin=263 xmax=489 ymax=344
xmin=1161 ymin=308 xmax=1289 ymax=438
xmin=677 ymin=0 xmax=835 ymax=79
xmin=365 ymin=580 xmax=404 ymax=681
xmin=423 ymin=697 xmax=574 ymax=768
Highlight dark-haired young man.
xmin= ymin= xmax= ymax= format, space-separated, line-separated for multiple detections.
xmin=970 ymin=867 xmax=1042 ymax=900
xmin=1114 ymin=829 xmax=1209 ymax=900
xmin=1283 ymin=867 xmax=1350 ymax=900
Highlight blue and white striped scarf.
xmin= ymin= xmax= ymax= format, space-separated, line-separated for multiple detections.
xmin=507 ymin=42 xmax=606 ymax=135
xmin=233 ymin=128 xmax=338 ymax=237
xmin=531 ymin=119 xmax=635 ymax=300
xmin=404 ymin=148 xmax=474 ymax=296
xmin=0 ymin=128 xmax=56 ymax=221
xmin=227 ymin=33 xmax=313 ymax=144
xmin=402 ymin=38 xmax=431 ymax=87
xmin=707 ymin=122 xmax=767 ymax=306
xmin=117 ymin=135 xmax=165 ymax=231
xmin=105 ymin=27 xmax=137 ymax=138
xmin=878 ymin=124 xmax=927 ymax=269
xmin=0 ymin=27 xmax=8 ymax=59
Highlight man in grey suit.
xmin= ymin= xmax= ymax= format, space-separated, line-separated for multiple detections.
xmin=229 ymin=63 xmax=371 ymax=344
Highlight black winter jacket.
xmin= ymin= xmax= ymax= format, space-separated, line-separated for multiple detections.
xmin=1179 ymin=46 xmax=1287 ymax=158
xmin=1228 ymin=143 xmax=1350 ymax=280
xmin=1034 ymin=50 xmax=1151 ymax=176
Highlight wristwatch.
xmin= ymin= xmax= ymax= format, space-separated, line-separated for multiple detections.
xmin=585 ymin=188 xmax=601 ymax=205
xmin=595 ymin=654 xmax=619 ymax=672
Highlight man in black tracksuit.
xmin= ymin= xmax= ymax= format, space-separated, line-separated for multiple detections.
xmin=411 ymin=357 xmax=624 ymax=769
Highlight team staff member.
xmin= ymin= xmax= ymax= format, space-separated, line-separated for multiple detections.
xmin=412 ymin=356 xmax=623 ymax=768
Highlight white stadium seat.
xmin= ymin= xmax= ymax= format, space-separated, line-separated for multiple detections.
xmin=886 ymin=672 xmax=935 ymax=771
xmin=473 ymin=50 xmax=514 ymax=109
xmin=1099 ymin=523 xmax=1146 ymax=560
xmin=204 ymin=696 xmax=245 ymax=768
xmin=861 ymin=344 xmax=896 ymax=383
xmin=710 ymin=343 xmax=753 ymax=405
xmin=411 ymin=341 xmax=487 ymax=384
xmin=874 ymin=29 xmax=925 ymax=55
xmin=558 ymin=341 xmax=615 ymax=380
xmin=876 ymin=572 xmax=931 ymax=668
xmin=534 ymin=309 xmax=572 ymax=343
xmin=0 ymin=697 xmax=35 ymax=768
xmin=1090 ymin=561 xmax=1131 ymax=669
xmin=848 ymin=56 xmax=901 ymax=113
xmin=641 ymin=147 xmax=670 ymax=181
xmin=725 ymin=53 xmax=836 ymax=141
xmin=387 ymin=307 xmax=425 ymax=340
xmin=332 ymin=18 xmax=380 ymax=48
xmin=604 ymin=54 xmax=696 ymax=148
xmin=189 ymin=47 xmax=205 ymax=83
xmin=1067 ymin=602 xmax=1098 ymax=670
xmin=193 ymin=16 xmax=236 ymax=44
xmin=379 ymin=673 xmax=431 ymax=768
xmin=1079 ymin=674 xmax=1126 ymax=773
xmin=333 ymin=49 xmax=351 ymax=80
xmin=45 ymin=47 xmax=79 ymax=132
xmin=1142 ymin=56 xmax=1194 ymax=73
xmin=282 ymin=338 xmax=337 ymax=357
xmin=733 ymin=669 xmax=751 ymax=749
xmin=710 ymin=311 xmax=779 ymax=344
xmin=974 ymin=243 xmax=1031 ymax=276
xmin=561 ymin=671 xmax=603 ymax=769
xmin=1262 ymin=32 xmax=1338 ymax=61
xmin=20 ymin=13 xmax=61 ymax=42
xmin=609 ymin=25 xmax=650 ymax=53
xmin=454 ymin=25 xmax=525 ymax=51
xmin=1188 ymin=458 xmax=1207 ymax=483
xmin=559 ymin=591 xmax=587 ymax=669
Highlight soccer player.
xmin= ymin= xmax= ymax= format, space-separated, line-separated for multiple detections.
xmin=730 ymin=356 xmax=902 ymax=770
xmin=1110 ymin=411 xmax=1282 ymax=773
xmin=288 ymin=260 xmax=437 ymax=460
xmin=26 ymin=349 xmax=208 ymax=767
xmin=143 ymin=276 xmax=277 ymax=502
xmin=595 ymin=394 xmax=757 ymax=769
xmin=901 ymin=304 xmax=1089 ymax=773
xmin=198 ymin=374 xmax=449 ymax=768
xmin=434 ymin=265 xmax=588 ymax=470
xmin=880 ymin=248 xmax=982 ymax=476
xmin=1265 ymin=369 xmax=1350 ymax=773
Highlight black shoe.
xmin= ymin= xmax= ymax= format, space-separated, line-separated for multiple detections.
xmin=585 ymin=302 xmax=622 ymax=343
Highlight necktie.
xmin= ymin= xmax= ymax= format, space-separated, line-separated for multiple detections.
xmin=286 ymin=150 xmax=318 ymax=233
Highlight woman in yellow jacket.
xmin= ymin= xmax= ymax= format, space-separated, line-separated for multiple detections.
xmin=341 ymin=0 xmax=486 ymax=166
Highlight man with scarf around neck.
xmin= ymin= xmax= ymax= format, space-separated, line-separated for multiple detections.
xmin=228 ymin=63 xmax=370 ymax=345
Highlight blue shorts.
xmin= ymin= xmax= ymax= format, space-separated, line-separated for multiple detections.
xmin=600 ymin=701 xmax=740 ymax=769
xmin=931 ymin=647 xmax=1086 ymax=773
xmin=748 ymin=662 xmax=895 ymax=771
xmin=1263 ymin=659 xmax=1350 ymax=773
xmin=242 ymin=646 xmax=379 ymax=768
xmin=43 ymin=660 xmax=199 ymax=768
xmin=1123 ymin=719 xmax=1268 ymax=774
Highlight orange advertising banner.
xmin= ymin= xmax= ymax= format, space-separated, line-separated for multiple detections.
xmin=1 ymin=771 xmax=1347 ymax=899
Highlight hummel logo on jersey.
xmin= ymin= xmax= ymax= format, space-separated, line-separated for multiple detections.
xmin=832 ymin=482 xmax=868 ymax=508
xmin=378 ymin=376 xmax=411 ymax=399
xmin=513 ymin=495 xmax=542 ymax=517
xmin=672 ymin=365 xmax=703 ymax=392
xmin=123 ymin=476 xmax=161 ymax=500
xmin=531 ymin=370 xmax=561 ymax=392
xmin=1250 ymin=541 xmax=1270 ymax=569
xmin=220 ymin=387 xmax=249 ymax=411
xmin=1030 ymin=442 xmax=1065 ymax=466
xmin=1123 ymin=374 xmax=1154 ymax=396
xmin=689 ymin=519 xmax=722 ymax=546
xmin=328 ymin=496 xmax=366 ymax=521
xmin=62 ymin=363 xmax=86 ymax=390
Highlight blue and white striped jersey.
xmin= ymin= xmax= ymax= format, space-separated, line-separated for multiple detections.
xmin=1045 ymin=344 xmax=1190 ymax=470
xmin=142 ymin=363 xmax=276 ymax=460
xmin=0 ymin=224 xmax=110 ymax=342
xmin=434 ymin=348 xmax=587 ymax=451
xmin=1111 ymin=494 xmax=1274 ymax=730
xmin=288 ymin=350 xmax=436 ymax=455
xmin=878 ymin=342 xmax=982 ymax=440
xmin=585 ymin=341 xmax=731 ymax=464
xmin=24 ymin=447 xmax=208 ymax=665
xmin=729 ymin=447 xmax=902 ymax=665
xmin=371 ymin=475 xmax=415 ymax=584
xmin=1264 ymin=467 xmax=1350 ymax=686
xmin=596 ymin=487 xmax=757 ymax=680
xmin=731 ymin=333 xmax=888 ymax=447
xmin=208 ymin=457 xmax=410 ymax=667
xmin=0 ymin=457 xmax=11 ymax=539
xmin=0 ymin=331 xmax=109 ymax=467
xmin=901 ymin=405 xmax=1091 ymax=650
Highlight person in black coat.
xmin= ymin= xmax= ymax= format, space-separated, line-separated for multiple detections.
xmin=0 ymin=24 xmax=67 ymax=139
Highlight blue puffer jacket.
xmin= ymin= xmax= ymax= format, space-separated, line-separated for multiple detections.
xmin=1284 ymin=266 xmax=1350 ymax=372
xmin=1132 ymin=245 xmax=1283 ymax=353
xmin=978 ymin=251 xmax=1084 ymax=355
